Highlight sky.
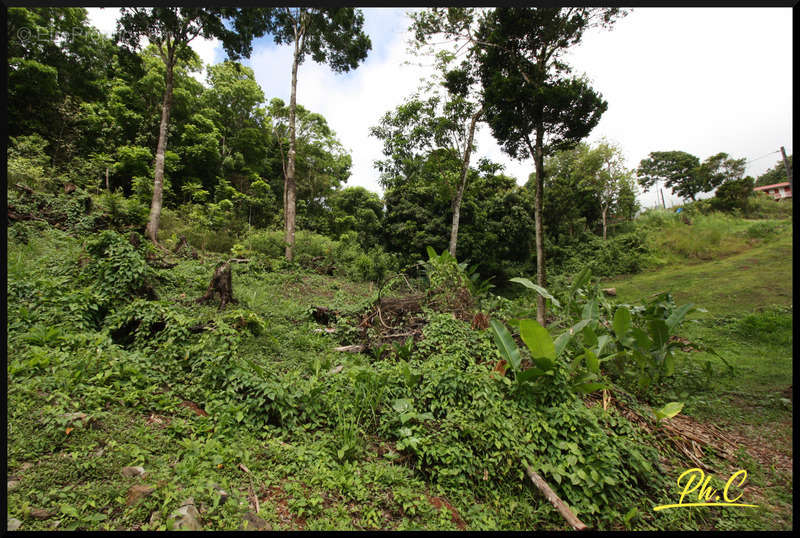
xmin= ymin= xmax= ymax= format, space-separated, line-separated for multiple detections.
xmin=86 ymin=7 xmax=793 ymax=209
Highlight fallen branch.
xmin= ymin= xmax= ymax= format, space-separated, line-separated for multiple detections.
xmin=13 ymin=183 xmax=35 ymax=195
xmin=334 ymin=344 xmax=364 ymax=353
xmin=524 ymin=465 xmax=588 ymax=531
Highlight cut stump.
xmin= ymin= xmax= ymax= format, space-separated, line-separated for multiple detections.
xmin=196 ymin=262 xmax=236 ymax=310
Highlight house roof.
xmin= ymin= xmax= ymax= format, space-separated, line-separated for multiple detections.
xmin=753 ymin=182 xmax=791 ymax=191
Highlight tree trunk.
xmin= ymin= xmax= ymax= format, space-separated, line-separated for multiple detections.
xmin=601 ymin=206 xmax=608 ymax=240
xmin=145 ymin=54 xmax=175 ymax=244
xmin=196 ymin=262 xmax=237 ymax=310
xmin=284 ymin=40 xmax=300 ymax=261
xmin=533 ymin=131 xmax=546 ymax=326
xmin=449 ymin=107 xmax=483 ymax=257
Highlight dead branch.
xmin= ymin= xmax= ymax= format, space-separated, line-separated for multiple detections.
xmin=334 ymin=345 xmax=364 ymax=353
xmin=13 ymin=183 xmax=35 ymax=195
xmin=524 ymin=465 xmax=588 ymax=531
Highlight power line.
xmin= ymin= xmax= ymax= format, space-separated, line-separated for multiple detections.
xmin=744 ymin=150 xmax=780 ymax=165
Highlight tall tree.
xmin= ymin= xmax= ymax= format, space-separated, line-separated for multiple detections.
xmin=267 ymin=8 xmax=370 ymax=260
xmin=476 ymin=8 xmax=624 ymax=325
xmin=268 ymin=98 xmax=352 ymax=234
xmin=637 ymin=150 xmax=746 ymax=201
xmin=577 ymin=141 xmax=631 ymax=240
xmin=115 ymin=8 xmax=274 ymax=243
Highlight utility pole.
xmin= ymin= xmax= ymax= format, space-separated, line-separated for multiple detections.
xmin=780 ymin=146 xmax=792 ymax=189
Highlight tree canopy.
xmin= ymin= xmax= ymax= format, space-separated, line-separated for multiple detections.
xmin=637 ymin=150 xmax=746 ymax=201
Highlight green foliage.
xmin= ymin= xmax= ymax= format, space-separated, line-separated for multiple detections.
xmin=241 ymin=228 xmax=397 ymax=282
xmin=742 ymin=193 xmax=793 ymax=219
xmin=83 ymin=230 xmax=158 ymax=307
xmin=754 ymin=154 xmax=791 ymax=187
xmin=7 ymin=134 xmax=54 ymax=191
xmin=637 ymin=151 xmax=746 ymax=202
xmin=710 ymin=175 xmax=755 ymax=212
xmin=546 ymin=229 xmax=649 ymax=277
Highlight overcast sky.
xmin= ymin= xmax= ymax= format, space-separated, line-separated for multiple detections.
xmin=86 ymin=7 xmax=793 ymax=209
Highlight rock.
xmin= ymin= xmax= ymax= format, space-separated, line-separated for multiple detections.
xmin=240 ymin=511 xmax=271 ymax=531
xmin=168 ymin=498 xmax=202 ymax=531
xmin=7 ymin=518 xmax=22 ymax=531
xmin=8 ymin=477 xmax=21 ymax=491
xmin=121 ymin=466 xmax=146 ymax=478
xmin=30 ymin=508 xmax=53 ymax=519
xmin=93 ymin=447 xmax=105 ymax=458
xmin=127 ymin=484 xmax=156 ymax=506
xmin=602 ymin=287 xmax=617 ymax=296
xmin=329 ymin=365 xmax=344 ymax=374
xmin=212 ymin=484 xmax=229 ymax=505
xmin=149 ymin=510 xmax=162 ymax=529
xmin=50 ymin=520 xmax=61 ymax=530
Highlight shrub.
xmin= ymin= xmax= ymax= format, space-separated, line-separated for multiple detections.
xmin=743 ymin=220 xmax=781 ymax=239
xmin=241 ymin=228 xmax=397 ymax=282
xmin=744 ymin=193 xmax=793 ymax=219
xmin=546 ymin=229 xmax=648 ymax=278
xmin=710 ymin=176 xmax=754 ymax=212
xmin=7 ymin=134 xmax=54 ymax=191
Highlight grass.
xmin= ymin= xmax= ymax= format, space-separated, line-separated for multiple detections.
xmin=605 ymin=230 xmax=792 ymax=317
xmin=6 ymin=211 xmax=793 ymax=531
xmin=601 ymin=224 xmax=793 ymax=530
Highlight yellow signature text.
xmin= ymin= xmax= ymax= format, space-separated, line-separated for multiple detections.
xmin=653 ymin=468 xmax=758 ymax=511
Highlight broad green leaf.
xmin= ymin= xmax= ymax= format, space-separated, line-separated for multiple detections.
xmin=569 ymin=267 xmax=592 ymax=300
xmin=573 ymin=382 xmax=604 ymax=394
xmin=653 ymin=401 xmax=684 ymax=421
xmin=426 ymin=246 xmax=437 ymax=260
xmin=554 ymin=332 xmax=572 ymax=357
xmin=509 ymin=278 xmax=561 ymax=307
xmin=392 ymin=398 xmax=413 ymax=414
xmin=582 ymin=325 xmax=597 ymax=348
xmin=570 ymin=318 xmax=592 ymax=335
xmin=595 ymin=335 xmax=612 ymax=356
xmin=663 ymin=353 xmax=675 ymax=376
xmin=582 ymin=299 xmax=599 ymax=321
xmin=518 ymin=319 xmax=555 ymax=361
xmin=630 ymin=328 xmax=652 ymax=350
xmin=516 ymin=367 xmax=546 ymax=383
xmin=489 ymin=319 xmax=521 ymax=371
xmin=648 ymin=319 xmax=669 ymax=349
xmin=613 ymin=306 xmax=632 ymax=338
xmin=665 ymin=303 xmax=695 ymax=331
xmin=585 ymin=349 xmax=599 ymax=374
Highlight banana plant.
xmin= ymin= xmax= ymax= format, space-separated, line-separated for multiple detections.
xmin=488 ymin=317 xmax=600 ymax=394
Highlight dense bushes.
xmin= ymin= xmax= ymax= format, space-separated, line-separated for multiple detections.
xmin=546 ymin=229 xmax=648 ymax=277
xmin=238 ymin=228 xmax=398 ymax=282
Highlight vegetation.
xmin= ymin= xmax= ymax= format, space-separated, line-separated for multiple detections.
xmin=6 ymin=5 xmax=792 ymax=532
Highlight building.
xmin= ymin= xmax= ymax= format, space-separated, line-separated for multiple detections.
xmin=753 ymin=182 xmax=792 ymax=200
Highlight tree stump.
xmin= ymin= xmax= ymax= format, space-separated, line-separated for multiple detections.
xmin=196 ymin=262 xmax=236 ymax=310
